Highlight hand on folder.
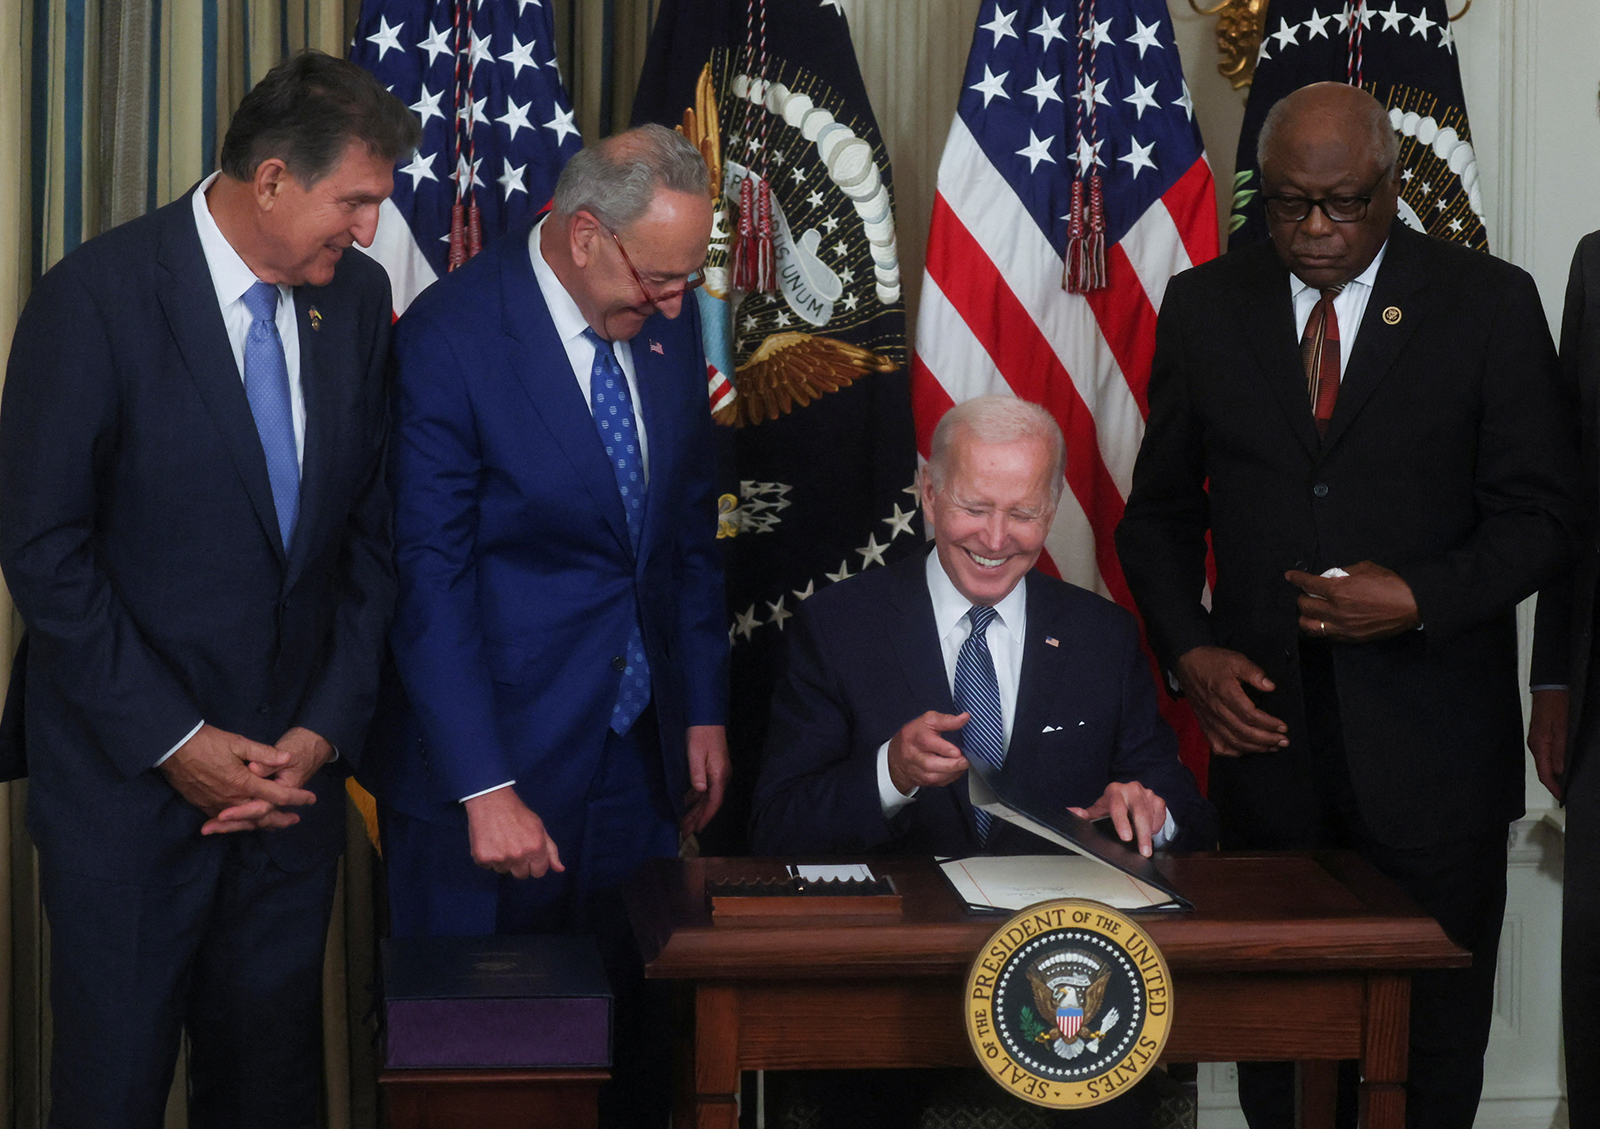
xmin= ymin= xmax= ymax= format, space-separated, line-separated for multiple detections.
xmin=1068 ymin=781 xmax=1168 ymax=858
xmin=464 ymin=787 xmax=566 ymax=879
xmin=887 ymin=710 xmax=973 ymax=796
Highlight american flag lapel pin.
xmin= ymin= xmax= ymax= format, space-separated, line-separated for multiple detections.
xmin=1045 ymin=636 xmax=1060 ymax=647
xmin=649 ymin=339 xmax=664 ymax=355
xmin=309 ymin=306 xmax=323 ymax=332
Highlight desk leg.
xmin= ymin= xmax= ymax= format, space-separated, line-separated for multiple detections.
xmin=690 ymin=983 xmax=740 ymax=1129
xmin=1297 ymin=1060 xmax=1337 ymax=1129
xmin=1359 ymin=973 xmax=1410 ymax=1129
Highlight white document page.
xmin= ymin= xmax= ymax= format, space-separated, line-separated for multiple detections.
xmin=940 ymin=854 xmax=1171 ymax=911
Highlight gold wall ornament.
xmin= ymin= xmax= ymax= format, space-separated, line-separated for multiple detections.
xmin=1188 ymin=0 xmax=1271 ymax=90
xmin=1191 ymin=0 xmax=1471 ymax=90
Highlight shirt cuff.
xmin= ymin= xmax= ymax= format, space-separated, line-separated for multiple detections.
xmin=460 ymin=780 xmax=516 ymax=803
xmin=877 ymin=740 xmax=917 ymax=817
xmin=155 ymin=719 xmax=206 ymax=767
xmin=1151 ymin=808 xmax=1178 ymax=851
xmin=1530 ymin=685 xmax=1570 ymax=693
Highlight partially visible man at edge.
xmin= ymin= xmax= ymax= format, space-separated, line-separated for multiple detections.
xmin=1117 ymin=82 xmax=1574 ymax=1129
xmin=1526 ymin=81 xmax=1600 ymax=1129
xmin=0 ymin=51 xmax=415 ymax=1129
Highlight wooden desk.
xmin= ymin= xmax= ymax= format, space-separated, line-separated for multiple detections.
xmin=625 ymin=853 xmax=1468 ymax=1129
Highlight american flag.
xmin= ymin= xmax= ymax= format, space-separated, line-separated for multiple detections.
xmin=910 ymin=0 xmax=1219 ymax=780
xmin=349 ymin=0 xmax=582 ymax=315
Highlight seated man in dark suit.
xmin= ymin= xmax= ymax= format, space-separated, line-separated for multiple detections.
xmin=752 ymin=395 xmax=1211 ymax=1129
xmin=754 ymin=394 xmax=1212 ymax=861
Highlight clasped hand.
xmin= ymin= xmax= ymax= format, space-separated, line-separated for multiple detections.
xmin=159 ymin=723 xmax=330 ymax=834
xmin=1285 ymin=560 xmax=1420 ymax=643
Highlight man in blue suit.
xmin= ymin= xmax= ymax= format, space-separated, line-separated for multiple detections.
xmin=754 ymin=395 xmax=1212 ymax=861
xmin=0 ymin=53 xmax=415 ymax=1129
xmin=373 ymin=123 xmax=727 ymax=1125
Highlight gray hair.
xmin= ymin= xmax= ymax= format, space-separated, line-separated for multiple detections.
xmin=925 ymin=396 xmax=1066 ymax=504
xmin=1257 ymin=82 xmax=1399 ymax=174
xmin=552 ymin=123 xmax=710 ymax=232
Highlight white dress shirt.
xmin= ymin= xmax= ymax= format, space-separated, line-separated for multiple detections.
xmin=158 ymin=175 xmax=310 ymax=767
xmin=876 ymin=552 xmax=1175 ymax=847
xmin=527 ymin=214 xmax=649 ymax=479
xmin=191 ymin=171 xmax=306 ymax=464
xmin=1289 ymin=239 xmax=1388 ymax=381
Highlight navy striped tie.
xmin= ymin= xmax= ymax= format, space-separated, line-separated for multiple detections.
xmin=953 ymin=604 xmax=1006 ymax=844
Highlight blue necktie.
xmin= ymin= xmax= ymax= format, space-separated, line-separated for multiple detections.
xmin=584 ymin=328 xmax=650 ymax=734
xmin=242 ymin=281 xmax=299 ymax=551
xmin=953 ymin=604 xmax=1006 ymax=844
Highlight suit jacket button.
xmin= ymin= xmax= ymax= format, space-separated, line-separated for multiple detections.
xmin=1312 ymin=482 xmax=1330 ymax=497
xmin=611 ymin=656 xmax=626 ymax=672
xmin=257 ymin=704 xmax=270 ymax=714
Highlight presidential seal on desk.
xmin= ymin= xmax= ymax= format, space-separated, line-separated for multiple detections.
xmin=964 ymin=900 xmax=1173 ymax=1109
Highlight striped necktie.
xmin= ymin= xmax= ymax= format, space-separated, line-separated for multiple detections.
xmin=953 ymin=604 xmax=1006 ymax=844
xmin=1301 ymin=286 xmax=1343 ymax=436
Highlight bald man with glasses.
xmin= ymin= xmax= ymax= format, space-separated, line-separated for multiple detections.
xmin=1117 ymin=82 xmax=1575 ymax=1129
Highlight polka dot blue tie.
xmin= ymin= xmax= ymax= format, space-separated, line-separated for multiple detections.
xmin=954 ymin=604 xmax=1006 ymax=844
xmin=585 ymin=328 xmax=650 ymax=734
xmin=242 ymin=281 xmax=299 ymax=551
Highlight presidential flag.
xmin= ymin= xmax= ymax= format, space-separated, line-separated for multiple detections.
xmin=911 ymin=0 xmax=1219 ymax=781
xmin=1229 ymin=0 xmax=1486 ymax=249
xmin=349 ymin=0 xmax=582 ymax=314
xmin=632 ymin=0 xmax=921 ymax=850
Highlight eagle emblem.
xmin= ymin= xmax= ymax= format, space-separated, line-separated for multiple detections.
xmin=712 ymin=331 xmax=898 ymax=428
xmin=1026 ymin=949 xmax=1120 ymax=1060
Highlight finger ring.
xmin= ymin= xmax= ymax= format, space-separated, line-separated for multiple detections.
xmin=1319 ymin=621 xmax=1326 ymax=635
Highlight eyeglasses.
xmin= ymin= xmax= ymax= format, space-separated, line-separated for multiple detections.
xmin=1262 ymin=171 xmax=1392 ymax=224
xmin=606 ymin=226 xmax=704 ymax=306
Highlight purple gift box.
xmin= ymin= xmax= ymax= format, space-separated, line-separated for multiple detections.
xmin=382 ymin=934 xmax=612 ymax=1069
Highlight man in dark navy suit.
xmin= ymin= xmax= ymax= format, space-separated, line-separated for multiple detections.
xmin=0 ymin=52 xmax=415 ymax=1129
xmin=754 ymin=394 xmax=1211 ymax=862
xmin=752 ymin=395 xmax=1210 ymax=1129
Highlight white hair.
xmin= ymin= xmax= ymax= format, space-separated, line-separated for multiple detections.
xmin=552 ymin=123 xmax=709 ymax=232
xmin=925 ymin=396 xmax=1065 ymax=503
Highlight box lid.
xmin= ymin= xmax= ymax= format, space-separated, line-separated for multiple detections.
xmin=382 ymin=934 xmax=612 ymax=1002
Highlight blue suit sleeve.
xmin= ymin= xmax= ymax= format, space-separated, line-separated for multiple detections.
xmin=0 ymin=263 xmax=203 ymax=777
xmin=388 ymin=312 xmax=515 ymax=802
xmin=669 ymin=298 xmax=728 ymax=727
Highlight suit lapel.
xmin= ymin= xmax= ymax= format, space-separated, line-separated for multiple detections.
xmin=155 ymin=190 xmax=286 ymax=563
xmin=631 ymin=324 xmax=675 ymax=560
xmin=1320 ymin=223 xmax=1429 ymax=450
xmin=500 ymin=233 xmax=633 ymax=557
xmin=1230 ymin=247 xmax=1322 ymax=459
xmin=284 ymin=286 xmax=336 ymax=586
xmin=1009 ymin=573 xmax=1059 ymax=777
